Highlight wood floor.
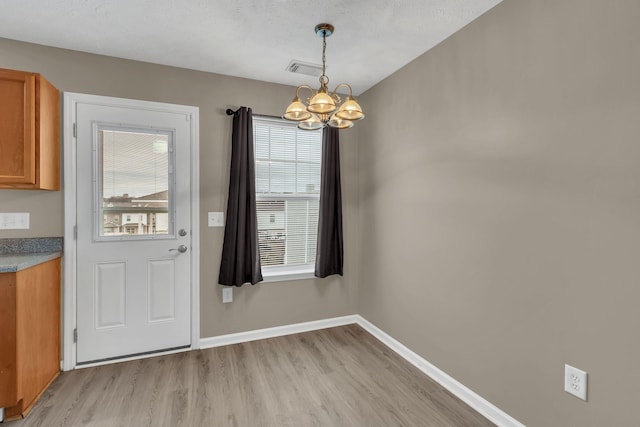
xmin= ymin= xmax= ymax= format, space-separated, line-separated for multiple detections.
xmin=9 ymin=325 xmax=495 ymax=426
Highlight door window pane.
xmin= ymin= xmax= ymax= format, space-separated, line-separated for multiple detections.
xmin=99 ymin=128 xmax=173 ymax=238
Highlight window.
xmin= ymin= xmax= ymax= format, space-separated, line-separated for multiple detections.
xmin=253 ymin=116 xmax=322 ymax=280
xmin=98 ymin=128 xmax=172 ymax=239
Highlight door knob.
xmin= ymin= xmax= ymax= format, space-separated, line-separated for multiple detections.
xmin=169 ymin=245 xmax=188 ymax=253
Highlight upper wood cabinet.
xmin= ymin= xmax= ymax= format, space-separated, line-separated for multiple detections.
xmin=0 ymin=68 xmax=60 ymax=190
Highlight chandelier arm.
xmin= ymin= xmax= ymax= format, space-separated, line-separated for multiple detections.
xmin=295 ymin=84 xmax=315 ymax=100
xmin=328 ymin=92 xmax=342 ymax=105
xmin=332 ymin=83 xmax=354 ymax=98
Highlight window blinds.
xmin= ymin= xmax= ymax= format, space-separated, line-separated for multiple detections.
xmin=253 ymin=117 xmax=322 ymax=268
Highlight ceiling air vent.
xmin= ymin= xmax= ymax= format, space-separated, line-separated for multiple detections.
xmin=286 ymin=60 xmax=323 ymax=77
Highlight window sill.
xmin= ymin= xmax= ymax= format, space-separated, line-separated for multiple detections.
xmin=261 ymin=265 xmax=316 ymax=283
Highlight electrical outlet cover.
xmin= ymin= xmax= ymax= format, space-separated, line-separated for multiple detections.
xmin=222 ymin=287 xmax=233 ymax=303
xmin=564 ymin=364 xmax=587 ymax=401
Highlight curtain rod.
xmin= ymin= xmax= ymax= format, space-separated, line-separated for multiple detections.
xmin=225 ymin=107 xmax=280 ymax=120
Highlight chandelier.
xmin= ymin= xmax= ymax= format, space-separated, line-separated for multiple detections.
xmin=283 ymin=23 xmax=365 ymax=130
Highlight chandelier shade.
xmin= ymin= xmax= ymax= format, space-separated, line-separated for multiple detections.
xmin=297 ymin=113 xmax=324 ymax=130
xmin=335 ymin=96 xmax=365 ymax=121
xmin=328 ymin=115 xmax=354 ymax=129
xmin=283 ymin=97 xmax=312 ymax=121
xmin=283 ymin=23 xmax=364 ymax=130
xmin=307 ymin=90 xmax=337 ymax=114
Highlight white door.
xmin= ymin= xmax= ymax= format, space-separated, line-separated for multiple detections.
xmin=74 ymin=98 xmax=194 ymax=364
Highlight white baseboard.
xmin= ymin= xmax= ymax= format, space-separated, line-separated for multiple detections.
xmin=199 ymin=314 xmax=524 ymax=427
xmin=355 ymin=315 xmax=525 ymax=427
xmin=199 ymin=315 xmax=359 ymax=349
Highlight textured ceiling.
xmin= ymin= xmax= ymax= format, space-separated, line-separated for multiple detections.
xmin=0 ymin=0 xmax=502 ymax=95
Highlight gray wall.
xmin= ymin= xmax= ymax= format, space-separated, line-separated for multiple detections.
xmin=3 ymin=0 xmax=638 ymax=423
xmin=0 ymin=38 xmax=360 ymax=338
xmin=357 ymin=0 xmax=640 ymax=425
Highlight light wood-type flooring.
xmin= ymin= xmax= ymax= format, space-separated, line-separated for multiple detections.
xmin=10 ymin=325 xmax=495 ymax=426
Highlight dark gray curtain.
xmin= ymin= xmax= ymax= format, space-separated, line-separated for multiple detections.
xmin=219 ymin=107 xmax=263 ymax=286
xmin=315 ymin=126 xmax=344 ymax=278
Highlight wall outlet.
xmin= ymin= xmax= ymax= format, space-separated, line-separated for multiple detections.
xmin=222 ymin=287 xmax=233 ymax=303
xmin=565 ymin=364 xmax=587 ymax=401
xmin=208 ymin=212 xmax=224 ymax=227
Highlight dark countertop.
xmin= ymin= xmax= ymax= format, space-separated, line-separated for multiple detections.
xmin=0 ymin=237 xmax=63 ymax=254
xmin=0 ymin=237 xmax=63 ymax=273
xmin=0 ymin=252 xmax=62 ymax=273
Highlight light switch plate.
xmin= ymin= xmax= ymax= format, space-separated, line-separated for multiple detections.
xmin=0 ymin=212 xmax=30 ymax=229
xmin=208 ymin=212 xmax=224 ymax=227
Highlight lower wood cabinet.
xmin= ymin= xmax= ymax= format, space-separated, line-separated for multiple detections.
xmin=0 ymin=258 xmax=61 ymax=420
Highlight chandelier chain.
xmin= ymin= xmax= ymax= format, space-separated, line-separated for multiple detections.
xmin=321 ymin=30 xmax=327 ymax=86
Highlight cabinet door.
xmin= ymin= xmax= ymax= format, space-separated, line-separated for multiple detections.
xmin=0 ymin=69 xmax=36 ymax=185
xmin=0 ymin=273 xmax=18 ymax=408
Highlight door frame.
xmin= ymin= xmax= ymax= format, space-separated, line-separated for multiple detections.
xmin=62 ymin=92 xmax=200 ymax=371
